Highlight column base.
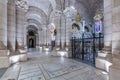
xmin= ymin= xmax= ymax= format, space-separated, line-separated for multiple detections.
xmin=0 ymin=50 xmax=10 ymax=68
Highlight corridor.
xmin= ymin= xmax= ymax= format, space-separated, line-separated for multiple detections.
xmin=1 ymin=49 xmax=108 ymax=80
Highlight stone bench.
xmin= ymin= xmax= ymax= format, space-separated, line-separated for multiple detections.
xmin=95 ymin=46 xmax=112 ymax=72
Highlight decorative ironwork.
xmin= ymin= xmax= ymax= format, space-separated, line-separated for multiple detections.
xmin=71 ymin=33 xmax=104 ymax=65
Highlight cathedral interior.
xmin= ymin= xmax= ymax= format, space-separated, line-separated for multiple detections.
xmin=0 ymin=0 xmax=120 ymax=80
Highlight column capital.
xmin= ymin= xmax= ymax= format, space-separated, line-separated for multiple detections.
xmin=15 ymin=0 xmax=28 ymax=11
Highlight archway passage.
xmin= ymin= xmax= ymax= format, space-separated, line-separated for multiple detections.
xmin=29 ymin=38 xmax=35 ymax=48
xmin=27 ymin=30 xmax=36 ymax=48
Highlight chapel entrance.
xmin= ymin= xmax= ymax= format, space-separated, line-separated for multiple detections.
xmin=27 ymin=30 xmax=36 ymax=48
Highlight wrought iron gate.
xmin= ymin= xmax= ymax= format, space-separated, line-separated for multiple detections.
xmin=71 ymin=33 xmax=104 ymax=65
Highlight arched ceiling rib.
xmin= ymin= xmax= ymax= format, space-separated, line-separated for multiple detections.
xmin=28 ymin=6 xmax=47 ymax=19
xmin=28 ymin=0 xmax=54 ymax=16
xmin=27 ymin=14 xmax=41 ymax=23
xmin=27 ymin=19 xmax=42 ymax=30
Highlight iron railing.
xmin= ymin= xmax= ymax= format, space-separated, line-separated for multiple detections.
xmin=71 ymin=33 xmax=104 ymax=65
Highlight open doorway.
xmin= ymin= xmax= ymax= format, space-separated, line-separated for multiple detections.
xmin=27 ymin=30 xmax=36 ymax=48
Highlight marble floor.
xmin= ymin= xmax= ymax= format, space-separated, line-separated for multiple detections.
xmin=0 ymin=49 xmax=109 ymax=80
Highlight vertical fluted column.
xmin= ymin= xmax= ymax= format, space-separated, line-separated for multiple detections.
xmin=66 ymin=18 xmax=72 ymax=46
xmin=23 ymin=22 xmax=27 ymax=47
xmin=42 ymin=29 xmax=46 ymax=46
xmin=111 ymin=0 xmax=120 ymax=54
xmin=16 ymin=6 xmax=26 ymax=49
xmin=0 ymin=0 xmax=7 ymax=49
xmin=61 ymin=15 xmax=65 ymax=49
xmin=104 ymin=0 xmax=112 ymax=47
xmin=36 ymin=33 xmax=39 ymax=47
xmin=7 ymin=0 xmax=16 ymax=52
xmin=55 ymin=17 xmax=60 ymax=46
xmin=38 ymin=31 xmax=41 ymax=46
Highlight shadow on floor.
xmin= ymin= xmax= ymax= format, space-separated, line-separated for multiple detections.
xmin=0 ymin=68 xmax=7 ymax=78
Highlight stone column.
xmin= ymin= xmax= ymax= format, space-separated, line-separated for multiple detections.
xmin=0 ymin=0 xmax=7 ymax=49
xmin=23 ymin=22 xmax=27 ymax=47
xmin=66 ymin=18 xmax=72 ymax=46
xmin=111 ymin=0 xmax=120 ymax=54
xmin=41 ymin=30 xmax=44 ymax=46
xmin=36 ymin=33 xmax=39 ymax=47
xmin=16 ymin=6 xmax=26 ymax=49
xmin=38 ymin=31 xmax=41 ymax=46
xmin=43 ymin=28 xmax=46 ymax=46
xmin=7 ymin=0 xmax=16 ymax=52
xmin=61 ymin=15 xmax=65 ymax=48
xmin=104 ymin=0 xmax=112 ymax=47
xmin=55 ymin=17 xmax=60 ymax=46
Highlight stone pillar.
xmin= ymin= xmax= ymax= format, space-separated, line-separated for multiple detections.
xmin=111 ymin=0 xmax=120 ymax=54
xmin=7 ymin=0 xmax=16 ymax=52
xmin=47 ymin=29 xmax=50 ymax=46
xmin=38 ymin=31 xmax=41 ymax=46
xmin=23 ymin=22 xmax=27 ymax=47
xmin=104 ymin=0 xmax=112 ymax=47
xmin=61 ymin=15 xmax=65 ymax=48
xmin=16 ymin=6 xmax=26 ymax=49
xmin=36 ymin=33 xmax=39 ymax=47
xmin=43 ymin=29 xmax=46 ymax=46
xmin=66 ymin=18 xmax=72 ymax=46
xmin=41 ymin=30 xmax=44 ymax=46
xmin=55 ymin=17 xmax=60 ymax=46
xmin=0 ymin=0 xmax=7 ymax=49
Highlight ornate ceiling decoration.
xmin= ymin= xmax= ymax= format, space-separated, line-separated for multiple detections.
xmin=75 ymin=0 xmax=103 ymax=22
xmin=15 ymin=0 xmax=28 ymax=11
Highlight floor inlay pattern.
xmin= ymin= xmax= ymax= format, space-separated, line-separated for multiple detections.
xmin=1 ymin=49 xmax=109 ymax=80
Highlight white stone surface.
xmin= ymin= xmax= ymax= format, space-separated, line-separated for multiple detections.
xmin=0 ymin=50 xmax=10 ymax=68
xmin=1 ymin=49 xmax=109 ymax=80
xmin=7 ymin=0 xmax=16 ymax=51
xmin=96 ymin=47 xmax=112 ymax=72
xmin=109 ymin=65 xmax=120 ymax=80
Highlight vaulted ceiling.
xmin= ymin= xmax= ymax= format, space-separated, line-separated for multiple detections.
xmin=25 ymin=0 xmax=103 ymax=31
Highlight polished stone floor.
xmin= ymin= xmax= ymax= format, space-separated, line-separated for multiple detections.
xmin=0 ymin=49 xmax=109 ymax=80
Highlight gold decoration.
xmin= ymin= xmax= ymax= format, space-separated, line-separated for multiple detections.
xmin=76 ymin=10 xmax=81 ymax=22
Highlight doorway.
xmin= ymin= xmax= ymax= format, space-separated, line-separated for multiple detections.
xmin=29 ymin=38 xmax=34 ymax=48
xmin=27 ymin=30 xmax=36 ymax=48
